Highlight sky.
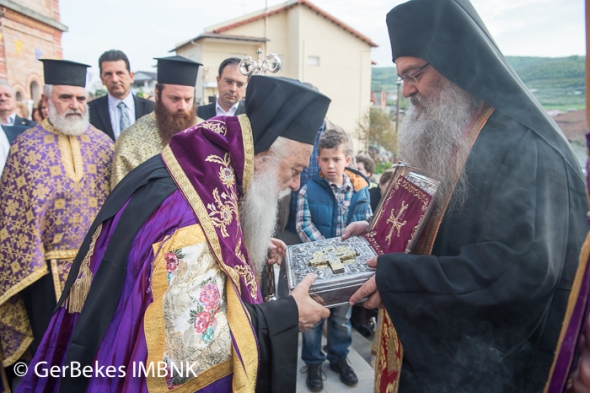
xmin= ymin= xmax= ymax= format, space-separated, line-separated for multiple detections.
xmin=59 ymin=0 xmax=585 ymax=83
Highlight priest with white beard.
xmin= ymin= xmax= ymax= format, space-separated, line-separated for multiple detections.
xmin=17 ymin=75 xmax=331 ymax=393
xmin=0 ymin=59 xmax=114 ymax=392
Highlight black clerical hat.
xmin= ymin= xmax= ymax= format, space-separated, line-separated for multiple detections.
xmin=155 ymin=56 xmax=202 ymax=87
xmin=40 ymin=59 xmax=89 ymax=87
xmin=245 ymin=76 xmax=331 ymax=154
xmin=386 ymin=0 xmax=576 ymax=169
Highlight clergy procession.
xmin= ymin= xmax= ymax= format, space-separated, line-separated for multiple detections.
xmin=0 ymin=0 xmax=588 ymax=392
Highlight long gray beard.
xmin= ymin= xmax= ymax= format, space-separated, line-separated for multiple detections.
xmin=48 ymin=102 xmax=89 ymax=136
xmin=239 ymin=159 xmax=290 ymax=277
xmin=398 ymin=78 xmax=482 ymax=212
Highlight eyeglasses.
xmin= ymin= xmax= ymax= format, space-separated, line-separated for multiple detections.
xmin=397 ymin=63 xmax=430 ymax=85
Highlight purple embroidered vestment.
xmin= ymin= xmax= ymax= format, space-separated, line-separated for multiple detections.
xmin=0 ymin=119 xmax=113 ymax=390
xmin=18 ymin=115 xmax=263 ymax=393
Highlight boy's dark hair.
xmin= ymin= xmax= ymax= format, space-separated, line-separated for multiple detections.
xmin=379 ymin=169 xmax=395 ymax=186
xmin=98 ymin=50 xmax=131 ymax=74
xmin=318 ymin=128 xmax=350 ymax=156
xmin=355 ymin=154 xmax=375 ymax=175
xmin=218 ymin=58 xmax=241 ymax=77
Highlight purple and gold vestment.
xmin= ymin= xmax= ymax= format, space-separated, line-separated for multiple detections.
xmin=18 ymin=115 xmax=267 ymax=393
xmin=0 ymin=119 xmax=113 ymax=391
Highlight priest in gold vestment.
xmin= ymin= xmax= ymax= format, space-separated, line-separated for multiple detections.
xmin=110 ymin=56 xmax=204 ymax=188
xmin=0 ymin=60 xmax=114 ymax=392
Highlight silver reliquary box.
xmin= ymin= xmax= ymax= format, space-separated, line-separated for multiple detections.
xmin=285 ymin=236 xmax=378 ymax=308
xmin=284 ymin=163 xmax=440 ymax=308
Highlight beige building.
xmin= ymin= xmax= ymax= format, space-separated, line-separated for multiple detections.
xmin=172 ymin=0 xmax=376 ymax=153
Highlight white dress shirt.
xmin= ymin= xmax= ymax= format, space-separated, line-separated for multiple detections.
xmin=107 ymin=93 xmax=136 ymax=139
xmin=2 ymin=113 xmax=16 ymax=126
xmin=215 ymin=99 xmax=240 ymax=117
xmin=0 ymin=127 xmax=11 ymax=174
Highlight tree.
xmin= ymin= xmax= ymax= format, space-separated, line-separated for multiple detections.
xmin=356 ymin=107 xmax=398 ymax=167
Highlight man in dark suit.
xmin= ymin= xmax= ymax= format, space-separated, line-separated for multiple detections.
xmin=89 ymin=50 xmax=154 ymax=140
xmin=0 ymin=82 xmax=35 ymax=171
xmin=197 ymin=57 xmax=247 ymax=120
xmin=0 ymin=82 xmax=36 ymax=128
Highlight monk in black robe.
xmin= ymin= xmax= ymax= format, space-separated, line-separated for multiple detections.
xmin=347 ymin=1 xmax=589 ymax=392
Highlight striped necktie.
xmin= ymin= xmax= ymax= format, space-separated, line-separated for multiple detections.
xmin=118 ymin=101 xmax=130 ymax=133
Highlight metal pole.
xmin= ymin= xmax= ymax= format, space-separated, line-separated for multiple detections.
xmin=395 ymin=80 xmax=401 ymax=132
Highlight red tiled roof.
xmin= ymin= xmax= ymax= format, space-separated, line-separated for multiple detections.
xmin=553 ymin=110 xmax=588 ymax=143
xmin=208 ymin=0 xmax=378 ymax=48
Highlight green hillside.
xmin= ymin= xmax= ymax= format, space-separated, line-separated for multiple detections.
xmin=372 ymin=56 xmax=586 ymax=111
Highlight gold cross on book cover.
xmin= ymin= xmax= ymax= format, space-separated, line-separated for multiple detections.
xmin=285 ymin=163 xmax=440 ymax=307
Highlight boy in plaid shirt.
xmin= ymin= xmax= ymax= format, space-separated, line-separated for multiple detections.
xmin=296 ymin=128 xmax=372 ymax=392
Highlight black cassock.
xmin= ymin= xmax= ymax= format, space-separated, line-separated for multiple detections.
xmin=376 ymin=110 xmax=588 ymax=392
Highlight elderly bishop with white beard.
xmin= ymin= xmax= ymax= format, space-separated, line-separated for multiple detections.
xmin=0 ymin=59 xmax=114 ymax=391
xmin=18 ymin=75 xmax=331 ymax=393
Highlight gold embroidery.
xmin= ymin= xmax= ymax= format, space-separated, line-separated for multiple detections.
xmin=110 ymin=113 xmax=204 ymax=188
xmin=57 ymin=132 xmax=84 ymax=183
xmin=238 ymin=114 xmax=254 ymax=195
xmin=206 ymin=153 xmax=235 ymax=188
xmin=50 ymin=259 xmax=62 ymax=302
xmin=70 ymin=135 xmax=84 ymax=181
xmin=231 ymin=240 xmax=258 ymax=300
xmin=162 ymin=146 xmax=259 ymax=393
xmin=52 ymin=233 xmax=63 ymax=244
xmin=385 ymin=201 xmax=408 ymax=244
xmin=205 ymin=153 xmax=239 ymax=238
xmin=65 ymin=225 xmax=103 ymax=313
xmin=0 ymin=269 xmax=47 ymax=306
xmin=231 ymin=265 xmax=257 ymax=299
xmin=0 ymin=296 xmax=33 ymax=367
xmin=398 ymin=177 xmax=431 ymax=210
xmin=200 ymin=119 xmax=227 ymax=135
xmin=232 ymin=239 xmax=258 ymax=299
xmin=44 ymin=250 xmax=78 ymax=260
xmin=207 ymin=188 xmax=238 ymax=238
xmin=110 ymin=113 xmax=161 ymax=188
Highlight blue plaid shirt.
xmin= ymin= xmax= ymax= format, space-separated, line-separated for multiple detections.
xmin=296 ymin=173 xmax=372 ymax=242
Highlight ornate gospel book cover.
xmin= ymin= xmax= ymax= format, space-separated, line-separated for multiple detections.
xmin=285 ymin=163 xmax=439 ymax=307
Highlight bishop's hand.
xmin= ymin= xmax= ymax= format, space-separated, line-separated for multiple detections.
xmin=267 ymin=238 xmax=286 ymax=265
xmin=349 ymin=257 xmax=382 ymax=309
xmin=291 ymin=273 xmax=330 ymax=332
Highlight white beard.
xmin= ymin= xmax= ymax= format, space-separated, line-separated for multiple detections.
xmin=239 ymin=158 xmax=290 ymax=277
xmin=47 ymin=101 xmax=89 ymax=136
xmin=398 ymin=77 xmax=482 ymax=211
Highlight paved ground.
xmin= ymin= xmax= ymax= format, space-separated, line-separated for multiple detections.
xmin=272 ymin=264 xmax=376 ymax=392
xmin=295 ymin=327 xmax=375 ymax=392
